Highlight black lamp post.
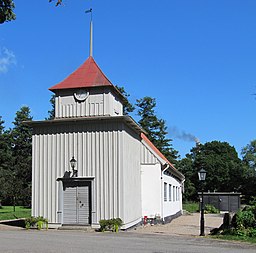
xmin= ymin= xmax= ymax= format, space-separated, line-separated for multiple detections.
xmin=198 ymin=168 xmax=207 ymax=236
xmin=70 ymin=156 xmax=77 ymax=177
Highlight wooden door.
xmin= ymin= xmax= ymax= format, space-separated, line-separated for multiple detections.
xmin=63 ymin=184 xmax=91 ymax=225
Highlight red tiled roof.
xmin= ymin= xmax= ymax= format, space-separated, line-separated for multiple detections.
xmin=49 ymin=56 xmax=113 ymax=91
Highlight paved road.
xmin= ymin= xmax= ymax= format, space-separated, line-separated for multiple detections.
xmin=0 ymin=230 xmax=255 ymax=253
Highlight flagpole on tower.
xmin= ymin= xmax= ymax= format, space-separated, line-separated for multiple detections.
xmin=85 ymin=8 xmax=93 ymax=57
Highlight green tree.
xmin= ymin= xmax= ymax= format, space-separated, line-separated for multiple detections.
xmin=0 ymin=0 xmax=15 ymax=24
xmin=180 ymin=141 xmax=246 ymax=201
xmin=0 ymin=116 xmax=12 ymax=204
xmin=241 ymin=140 xmax=256 ymax=202
xmin=241 ymin=140 xmax=256 ymax=176
xmin=115 ymin=85 xmax=135 ymax=115
xmin=136 ymin=96 xmax=179 ymax=164
xmin=10 ymin=106 xmax=33 ymax=207
xmin=46 ymin=94 xmax=56 ymax=120
xmin=178 ymin=155 xmax=197 ymax=201
xmin=0 ymin=0 xmax=63 ymax=24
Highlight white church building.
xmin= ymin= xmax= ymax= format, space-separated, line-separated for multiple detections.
xmin=29 ymin=56 xmax=185 ymax=229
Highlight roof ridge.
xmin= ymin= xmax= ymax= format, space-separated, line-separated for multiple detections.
xmin=90 ymin=56 xmax=113 ymax=86
xmin=49 ymin=56 xmax=113 ymax=91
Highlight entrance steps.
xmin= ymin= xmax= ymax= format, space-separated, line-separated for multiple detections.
xmin=58 ymin=225 xmax=95 ymax=232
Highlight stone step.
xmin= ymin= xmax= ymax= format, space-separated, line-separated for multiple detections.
xmin=58 ymin=225 xmax=95 ymax=232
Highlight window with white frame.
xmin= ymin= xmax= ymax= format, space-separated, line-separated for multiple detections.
xmin=164 ymin=183 xmax=167 ymax=201
xmin=169 ymin=184 xmax=172 ymax=201
xmin=173 ymin=185 xmax=175 ymax=201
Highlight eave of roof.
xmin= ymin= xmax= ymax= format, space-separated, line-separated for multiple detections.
xmin=141 ymin=133 xmax=185 ymax=181
xmin=25 ymin=115 xmax=144 ymax=134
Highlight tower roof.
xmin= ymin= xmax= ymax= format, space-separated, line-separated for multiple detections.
xmin=49 ymin=56 xmax=113 ymax=91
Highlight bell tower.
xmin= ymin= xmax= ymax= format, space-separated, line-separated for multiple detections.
xmin=48 ymin=9 xmax=124 ymax=119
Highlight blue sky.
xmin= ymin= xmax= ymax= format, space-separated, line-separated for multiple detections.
xmin=1 ymin=0 xmax=256 ymax=158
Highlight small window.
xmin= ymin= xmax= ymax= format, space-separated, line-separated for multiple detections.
xmin=169 ymin=184 xmax=172 ymax=201
xmin=173 ymin=186 xmax=175 ymax=201
xmin=164 ymin=183 xmax=167 ymax=201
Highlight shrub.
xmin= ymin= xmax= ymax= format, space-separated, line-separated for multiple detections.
xmin=99 ymin=218 xmax=123 ymax=232
xmin=25 ymin=216 xmax=48 ymax=230
xmin=235 ymin=210 xmax=255 ymax=229
xmin=204 ymin=204 xmax=220 ymax=214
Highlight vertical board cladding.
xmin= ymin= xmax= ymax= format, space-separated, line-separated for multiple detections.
xmin=141 ymin=144 xmax=158 ymax=164
xmin=32 ymin=120 xmax=123 ymax=224
xmin=121 ymin=124 xmax=142 ymax=228
xmin=55 ymin=88 xmax=123 ymax=118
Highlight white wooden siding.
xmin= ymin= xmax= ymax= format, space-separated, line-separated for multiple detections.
xmin=32 ymin=120 xmax=142 ymax=228
xmin=141 ymin=144 xmax=158 ymax=164
xmin=32 ymin=121 xmax=123 ymax=224
xmin=121 ymin=125 xmax=142 ymax=228
xmin=55 ymin=88 xmax=123 ymax=118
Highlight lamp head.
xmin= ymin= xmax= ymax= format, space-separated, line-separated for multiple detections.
xmin=198 ymin=168 xmax=206 ymax=181
xmin=70 ymin=156 xmax=77 ymax=170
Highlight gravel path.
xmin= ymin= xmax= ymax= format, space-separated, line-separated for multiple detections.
xmin=131 ymin=212 xmax=224 ymax=237
xmin=0 ymin=213 xmax=224 ymax=237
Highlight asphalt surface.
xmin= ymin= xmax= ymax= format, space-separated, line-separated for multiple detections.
xmin=0 ymin=214 xmax=256 ymax=252
xmin=0 ymin=229 xmax=256 ymax=253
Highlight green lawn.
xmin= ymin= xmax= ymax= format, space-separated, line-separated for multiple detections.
xmin=211 ymin=235 xmax=256 ymax=244
xmin=0 ymin=206 xmax=31 ymax=221
xmin=183 ymin=202 xmax=199 ymax=213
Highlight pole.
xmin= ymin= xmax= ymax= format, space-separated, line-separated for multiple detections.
xmin=85 ymin=8 xmax=93 ymax=57
xmin=200 ymin=187 xmax=205 ymax=236
xmin=90 ymin=19 xmax=93 ymax=57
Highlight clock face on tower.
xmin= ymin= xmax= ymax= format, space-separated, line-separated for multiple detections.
xmin=74 ymin=89 xmax=89 ymax=102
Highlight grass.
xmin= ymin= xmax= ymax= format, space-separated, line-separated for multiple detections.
xmin=211 ymin=234 xmax=256 ymax=244
xmin=183 ymin=202 xmax=199 ymax=213
xmin=0 ymin=206 xmax=31 ymax=221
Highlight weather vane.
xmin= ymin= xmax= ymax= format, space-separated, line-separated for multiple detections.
xmin=85 ymin=8 xmax=93 ymax=57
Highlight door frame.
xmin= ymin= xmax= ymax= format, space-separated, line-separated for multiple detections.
xmin=57 ymin=177 xmax=94 ymax=225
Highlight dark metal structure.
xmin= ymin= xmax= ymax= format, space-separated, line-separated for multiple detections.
xmin=202 ymin=192 xmax=241 ymax=212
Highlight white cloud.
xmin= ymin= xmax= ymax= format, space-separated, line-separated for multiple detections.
xmin=0 ymin=47 xmax=17 ymax=73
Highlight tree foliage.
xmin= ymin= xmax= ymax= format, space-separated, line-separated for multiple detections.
xmin=115 ymin=85 xmax=135 ymax=115
xmin=11 ymin=106 xmax=33 ymax=206
xmin=46 ymin=94 xmax=56 ymax=120
xmin=0 ymin=0 xmax=63 ymax=24
xmin=0 ymin=107 xmax=33 ymax=206
xmin=136 ymin=96 xmax=179 ymax=164
xmin=241 ymin=140 xmax=256 ymax=202
xmin=49 ymin=0 xmax=63 ymax=7
xmin=0 ymin=0 xmax=15 ymax=24
xmin=179 ymin=141 xmax=245 ymax=201
xmin=0 ymin=116 xmax=12 ymax=203
xmin=241 ymin=140 xmax=256 ymax=176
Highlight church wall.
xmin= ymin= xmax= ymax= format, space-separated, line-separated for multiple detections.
xmin=141 ymin=144 xmax=158 ymax=164
xmin=141 ymin=164 xmax=162 ymax=219
xmin=140 ymin=140 xmax=183 ymax=222
xmin=121 ymin=124 xmax=142 ymax=228
xmin=32 ymin=120 xmax=124 ymax=225
xmin=162 ymin=174 xmax=183 ymax=219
